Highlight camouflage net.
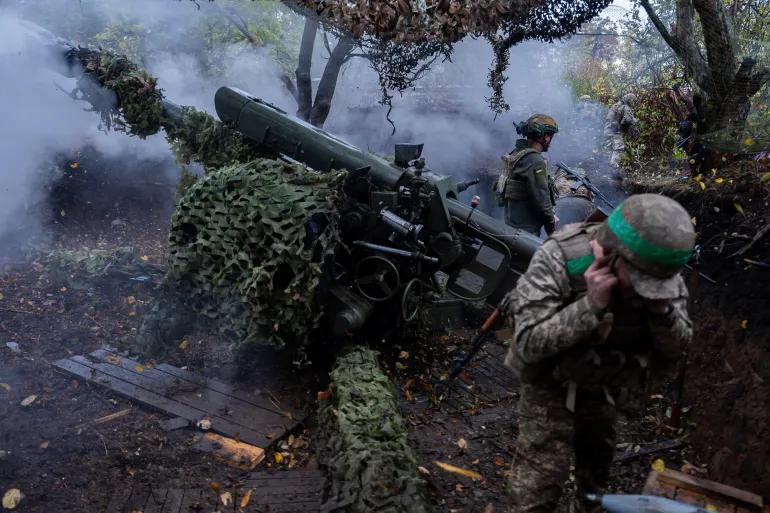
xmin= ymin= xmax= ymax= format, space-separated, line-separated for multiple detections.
xmin=43 ymin=247 xmax=164 ymax=290
xmin=164 ymin=158 xmax=343 ymax=352
xmin=67 ymin=46 xmax=263 ymax=170
xmin=318 ymin=346 xmax=434 ymax=513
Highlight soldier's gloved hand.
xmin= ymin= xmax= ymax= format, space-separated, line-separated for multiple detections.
xmin=585 ymin=240 xmax=618 ymax=311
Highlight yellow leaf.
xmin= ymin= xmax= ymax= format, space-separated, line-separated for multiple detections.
xmin=20 ymin=394 xmax=37 ymax=407
xmin=60 ymin=287 xmax=67 ymax=293
xmin=178 ymin=339 xmax=189 ymax=351
xmin=240 ymin=489 xmax=253 ymax=508
xmin=434 ymin=461 xmax=483 ymax=480
xmin=105 ymin=355 xmax=120 ymax=365
xmin=39 ymin=440 xmax=49 ymax=449
xmin=697 ymin=180 xmax=706 ymax=190
xmin=274 ymin=452 xmax=284 ymax=463
xmin=760 ymin=172 xmax=770 ymax=183
xmin=0 ymin=383 xmax=10 ymax=392
xmin=743 ymin=137 xmax=755 ymax=146
xmin=139 ymin=255 xmax=149 ymax=262
xmin=651 ymin=458 xmax=666 ymax=472
xmin=706 ymin=504 xmax=718 ymax=512
xmin=127 ymin=296 xmax=136 ymax=304
xmin=457 ymin=438 xmax=468 ymax=450
xmin=2 ymin=488 xmax=24 ymax=509
xmin=210 ymin=482 xmax=222 ymax=493
xmin=690 ymin=217 xmax=697 ymax=226
xmin=69 ymin=162 xmax=80 ymax=169
xmin=714 ymin=177 xmax=724 ymax=184
xmin=0 ymin=292 xmax=4 ymax=300
xmin=220 ymin=491 xmax=232 ymax=506
xmin=197 ymin=418 xmax=212 ymax=430
xmin=134 ymin=364 xmax=145 ymax=373
xmin=128 ymin=311 xmax=136 ymax=317
xmin=741 ymin=319 xmax=748 ymax=329
xmin=130 ymin=510 xmax=142 ymax=513
xmin=733 ymin=202 xmax=745 ymax=215
xmin=399 ymin=350 xmax=409 ymax=359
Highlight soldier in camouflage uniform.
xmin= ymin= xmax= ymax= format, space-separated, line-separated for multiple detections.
xmin=494 ymin=114 xmax=559 ymax=236
xmin=604 ymin=93 xmax=639 ymax=167
xmin=504 ymin=194 xmax=695 ymax=513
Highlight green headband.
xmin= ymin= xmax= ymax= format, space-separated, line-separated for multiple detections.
xmin=607 ymin=204 xmax=692 ymax=267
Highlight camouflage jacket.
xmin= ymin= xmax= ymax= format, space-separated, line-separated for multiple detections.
xmin=603 ymin=101 xmax=638 ymax=137
xmin=505 ymin=224 xmax=692 ymax=399
xmin=495 ymin=139 xmax=555 ymax=229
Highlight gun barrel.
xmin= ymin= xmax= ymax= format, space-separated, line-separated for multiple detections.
xmin=214 ymin=86 xmax=541 ymax=267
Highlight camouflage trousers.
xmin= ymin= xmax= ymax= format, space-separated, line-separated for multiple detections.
xmin=507 ymin=383 xmax=617 ymax=513
xmin=604 ymin=134 xmax=625 ymax=168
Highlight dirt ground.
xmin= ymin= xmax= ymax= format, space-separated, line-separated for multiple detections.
xmin=1 ymin=152 xmax=764 ymax=512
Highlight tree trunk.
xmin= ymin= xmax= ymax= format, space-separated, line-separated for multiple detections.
xmin=296 ymin=17 xmax=318 ymax=122
xmin=309 ymin=36 xmax=355 ymax=127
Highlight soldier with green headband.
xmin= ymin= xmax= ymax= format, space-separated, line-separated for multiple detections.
xmin=503 ymin=194 xmax=696 ymax=513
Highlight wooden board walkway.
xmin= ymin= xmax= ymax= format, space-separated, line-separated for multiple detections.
xmin=53 ymin=347 xmax=302 ymax=449
xmin=104 ymin=470 xmax=323 ymax=512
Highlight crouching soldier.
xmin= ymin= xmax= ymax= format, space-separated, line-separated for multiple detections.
xmin=504 ymin=194 xmax=695 ymax=513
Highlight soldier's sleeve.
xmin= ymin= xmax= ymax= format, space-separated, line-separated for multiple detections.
xmin=521 ymin=155 xmax=556 ymax=229
xmin=646 ymin=278 xmax=692 ymax=359
xmin=620 ymin=106 xmax=638 ymax=128
xmin=512 ymin=240 xmax=606 ymax=364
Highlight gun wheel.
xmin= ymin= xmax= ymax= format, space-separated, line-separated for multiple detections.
xmin=401 ymin=278 xmax=425 ymax=322
xmin=354 ymin=256 xmax=400 ymax=302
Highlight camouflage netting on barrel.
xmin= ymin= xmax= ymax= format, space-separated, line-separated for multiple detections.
xmin=163 ymin=158 xmax=343 ymax=353
xmin=318 ymin=346 xmax=434 ymax=513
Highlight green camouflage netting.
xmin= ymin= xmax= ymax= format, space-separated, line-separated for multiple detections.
xmin=165 ymin=158 xmax=343 ymax=352
xmin=318 ymin=346 xmax=434 ymax=513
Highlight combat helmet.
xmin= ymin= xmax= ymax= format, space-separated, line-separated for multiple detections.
xmin=595 ymin=194 xmax=695 ymax=299
xmin=622 ymin=93 xmax=637 ymax=106
xmin=518 ymin=114 xmax=559 ymax=138
xmin=579 ymin=95 xmax=592 ymax=103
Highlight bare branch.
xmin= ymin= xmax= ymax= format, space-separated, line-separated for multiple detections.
xmin=296 ymin=17 xmax=318 ymax=121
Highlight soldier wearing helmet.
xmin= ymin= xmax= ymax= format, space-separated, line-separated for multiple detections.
xmin=604 ymin=93 xmax=639 ymax=167
xmin=494 ymin=114 xmax=560 ymax=235
xmin=504 ymin=194 xmax=695 ymax=513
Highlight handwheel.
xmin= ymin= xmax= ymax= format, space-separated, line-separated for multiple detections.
xmin=354 ymin=256 xmax=400 ymax=302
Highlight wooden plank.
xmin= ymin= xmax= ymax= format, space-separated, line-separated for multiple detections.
xmin=178 ymin=488 xmax=203 ymax=513
xmin=104 ymin=486 xmax=131 ymax=513
xmin=161 ymin=489 xmax=184 ymax=513
xmin=100 ymin=347 xmax=294 ymax=418
xmin=66 ymin=355 xmax=277 ymax=447
xmin=53 ymin=358 xmax=268 ymax=447
xmin=657 ymin=470 xmax=763 ymax=509
xmin=143 ymin=488 xmax=168 ymax=513
xmin=87 ymin=351 xmax=298 ymax=435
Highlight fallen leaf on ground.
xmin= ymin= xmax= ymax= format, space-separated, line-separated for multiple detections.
xmin=494 ymin=456 xmax=505 ymax=467
xmin=197 ymin=418 xmax=212 ymax=430
xmin=210 ymin=482 xmax=222 ymax=493
xmin=240 ymin=489 xmax=253 ymax=508
xmin=740 ymin=319 xmax=748 ymax=329
xmin=652 ymin=458 xmax=666 ymax=472
xmin=317 ymin=390 xmax=332 ymax=401
xmin=274 ymin=452 xmax=284 ymax=463
xmin=139 ymin=255 xmax=149 ymax=262
xmin=178 ymin=339 xmax=189 ymax=351
xmin=220 ymin=491 xmax=232 ymax=506
xmin=20 ymin=395 xmax=37 ymax=407
xmin=0 ymin=292 xmax=3 ymax=300
xmin=39 ymin=441 xmax=49 ymax=449
xmin=134 ymin=364 xmax=145 ymax=373
xmin=0 ymin=383 xmax=10 ymax=392
xmin=733 ymin=202 xmax=745 ymax=215
xmin=434 ymin=461 xmax=483 ymax=480
xmin=2 ymin=488 xmax=23 ymax=509
xmin=105 ymin=355 xmax=120 ymax=365
xmin=484 ymin=504 xmax=495 ymax=513
xmin=760 ymin=172 xmax=770 ymax=183
xmin=417 ymin=466 xmax=431 ymax=475
xmin=69 ymin=162 xmax=79 ymax=169
xmin=126 ymin=296 xmax=136 ymax=304
xmin=457 ymin=438 xmax=468 ymax=450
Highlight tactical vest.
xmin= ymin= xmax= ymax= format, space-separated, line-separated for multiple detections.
xmin=532 ymin=223 xmax=654 ymax=412
xmin=494 ymin=147 xmax=539 ymax=202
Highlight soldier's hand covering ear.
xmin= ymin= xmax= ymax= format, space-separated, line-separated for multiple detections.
xmin=585 ymin=240 xmax=618 ymax=311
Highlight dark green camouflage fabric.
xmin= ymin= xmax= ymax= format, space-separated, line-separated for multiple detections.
xmin=318 ymin=346 xmax=434 ymax=513
xmin=164 ymin=158 xmax=343 ymax=352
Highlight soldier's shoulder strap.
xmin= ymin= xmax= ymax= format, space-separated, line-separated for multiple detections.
xmin=550 ymin=223 xmax=600 ymax=294
xmin=502 ymin=147 xmax=540 ymax=171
